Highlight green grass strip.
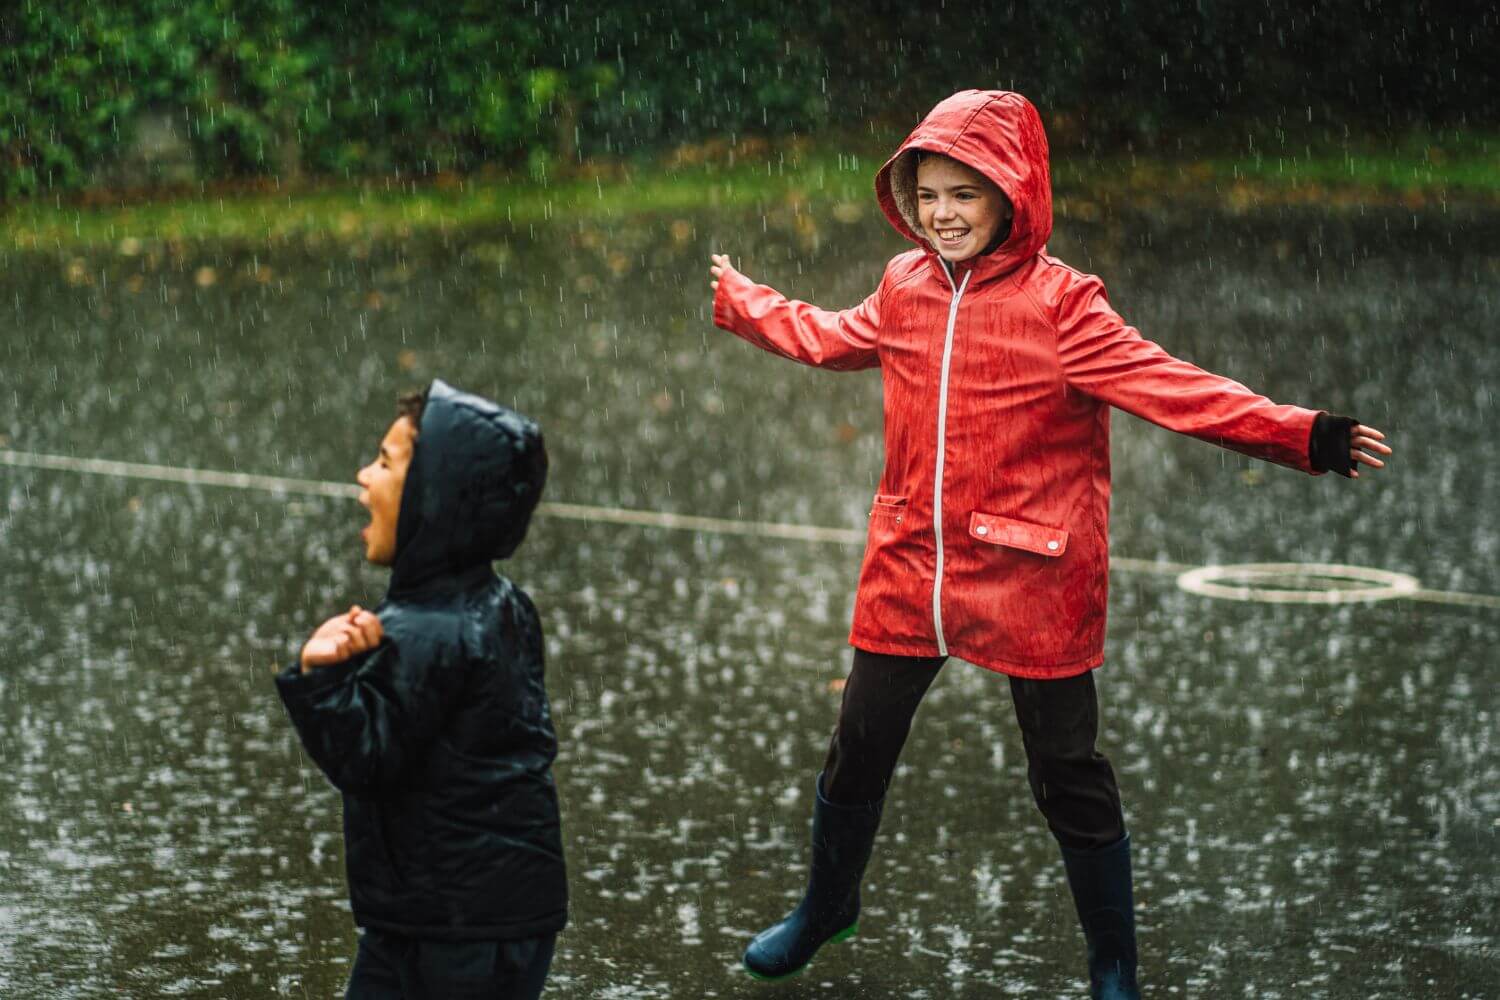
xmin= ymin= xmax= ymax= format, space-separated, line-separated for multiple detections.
xmin=6 ymin=134 xmax=1496 ymax=251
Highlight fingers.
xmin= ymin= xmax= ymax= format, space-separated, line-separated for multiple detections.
xmin=1341 ymin=424 xmax=1391 ymax=479
xmin=330 ymin=617 xmax=376 ymax=655
xmin=301 ymin=634 xmax=350 ymax=669
xmin=308 ymin=624 xmax=371 ymax=663
xmin=301 ymin=605 xmax=383 ymax=669
xmin=1349 ymin=425 xmax=1391 ymax=477
xmin=349 ymin=608 xmax=383 ymax=648
xmin=1353 ymin=427 xmax=1392 ymax=457
xmin=1348 ymin=448 xmax=1384 ymax=478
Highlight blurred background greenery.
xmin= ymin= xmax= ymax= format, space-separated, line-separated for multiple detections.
xmin=2 ymin=0 xmax=1495 ymax=202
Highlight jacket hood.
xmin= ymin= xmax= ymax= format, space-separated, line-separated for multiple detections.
xmin=876 ymin=90 xmax=1052 ymax=277
xmin=389 ymin=379 xmax=547 ymax=595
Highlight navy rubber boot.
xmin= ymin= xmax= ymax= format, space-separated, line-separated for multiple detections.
xmin=1060 ymin=833 xmax=1141 ymax=1000
xmin=743 ymin=774 xmax=883 ymax=980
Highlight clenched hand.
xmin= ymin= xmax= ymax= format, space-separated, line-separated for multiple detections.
xmin=300 ymin=605 xmax=383 ymax=672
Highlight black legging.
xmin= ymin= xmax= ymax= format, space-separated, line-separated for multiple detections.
xmin=822 ymin=648 xmax=1126 ymax=851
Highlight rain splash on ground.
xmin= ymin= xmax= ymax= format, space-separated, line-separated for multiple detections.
xmin=1 ymin=196 xmax=1496 ymax=996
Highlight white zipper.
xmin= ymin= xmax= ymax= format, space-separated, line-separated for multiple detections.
xmin=931 ymin=264 xmax=971 ymax=656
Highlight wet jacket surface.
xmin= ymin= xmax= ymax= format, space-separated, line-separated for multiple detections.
xmin=713 ymin=90 xmax=1325 ymax=678
xmin=276 ymin=379 xmax=566 ymax=939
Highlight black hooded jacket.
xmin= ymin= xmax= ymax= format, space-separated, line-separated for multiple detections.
xmin=275 ymin=379 xmax=566 ymax=940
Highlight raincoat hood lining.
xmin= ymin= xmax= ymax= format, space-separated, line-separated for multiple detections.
xmin=876 ymin=91 xmax=1053 ymax=280
xmin=890 ymin=94 xmax=999 ymax=229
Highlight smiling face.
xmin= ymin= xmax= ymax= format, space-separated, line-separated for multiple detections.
xmin=915 ymin=154 xmax=1013 ymax=262
xmin=355 ymin=416 xmax=417 ymax=566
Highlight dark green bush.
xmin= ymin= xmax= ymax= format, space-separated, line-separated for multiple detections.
xmin=1 ymin=0 xmax=1494 ymax=201
xmin=1 ymin=0 xmax=313 ymax=198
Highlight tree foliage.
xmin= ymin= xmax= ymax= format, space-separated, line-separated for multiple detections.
xmin=1 ymin=0 xmax=1493 ymax=200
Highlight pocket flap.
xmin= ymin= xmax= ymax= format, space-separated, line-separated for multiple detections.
xmin=870 ymin=494 xmax=908 ymax=519
xmin=968 ymin=511 xmax=1068 ymax=557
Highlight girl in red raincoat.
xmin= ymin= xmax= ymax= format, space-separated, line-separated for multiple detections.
xmin=707 ymin=91 xmax=1390 ymax=998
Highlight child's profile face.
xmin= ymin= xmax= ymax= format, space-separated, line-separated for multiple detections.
xmin=915 ymin=155 xmax=1013 ymax=262
xmin=355 ymin=417 xmax=417 ymax=566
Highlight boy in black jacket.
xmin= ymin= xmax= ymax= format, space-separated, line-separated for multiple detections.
xmin=276 ymin=379 xmax=566 ymax=999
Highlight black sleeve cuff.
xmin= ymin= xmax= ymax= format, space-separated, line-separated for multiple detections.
xmin=274 ymin=651 xmax=366 ymax=702
xmin=1309 ymin=412 xmax=1358 ymax=476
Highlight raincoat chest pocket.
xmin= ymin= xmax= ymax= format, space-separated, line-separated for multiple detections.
xmin=869 ymin=494 xmax=908 ymax=526
xmin=969 ymin=511 xmax=1068 ymax=557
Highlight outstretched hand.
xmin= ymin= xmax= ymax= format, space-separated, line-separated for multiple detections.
xmin=1349 ymin=424 xmax=1392 ymax=479
xmin=299 ymin=605 xmax=383 ymax=671
xmin=709 ymin=253 xmax=734 ymax=292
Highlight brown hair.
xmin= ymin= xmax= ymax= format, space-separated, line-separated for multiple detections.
xmin=396 ymin=388 xmax=427 ymax=431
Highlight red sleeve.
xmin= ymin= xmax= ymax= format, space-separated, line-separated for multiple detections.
xmin=711 ymin=264 xmax=882 ymax=371
xmin=1053 ymin=273 xmax=1321 ymax=474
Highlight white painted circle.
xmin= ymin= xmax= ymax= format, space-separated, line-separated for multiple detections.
xmin=1175 ymin=562 xmax=1422 ymax=605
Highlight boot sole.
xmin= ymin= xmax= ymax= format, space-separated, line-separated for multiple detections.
xmin=743 ymin=922 xmax=859 ymax=981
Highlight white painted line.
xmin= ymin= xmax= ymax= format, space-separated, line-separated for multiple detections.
xmin=0 ymin=449 xmax=358 ymax=499
xmin=2 ymin=448 xmax=1496 ymax=610
xmin=1407 ymin=588 xmax=1500 ymax=611
xmin=0 ymin=449 xmax=860 ymax=544
xmin=1177 ymin=562 xmax=1422 ymax=605
xmin=1111 ymin=556 xmax=1194 ymax=577
xmin=539 ymin=500 xmax=861 ymax=546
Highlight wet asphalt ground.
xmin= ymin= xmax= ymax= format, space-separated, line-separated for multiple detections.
xmin=1 ymin=196 xmax=1496 ymax=996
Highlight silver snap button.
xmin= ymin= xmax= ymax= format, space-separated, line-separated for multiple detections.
xmin=1046 ymin=540 xmax=1059 ymax=551
xmin=976 ymin=525 xmax=989 ymax=536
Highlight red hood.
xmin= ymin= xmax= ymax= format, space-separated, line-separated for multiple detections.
xmin=875 ymin=90 xmax=1053 ymax=277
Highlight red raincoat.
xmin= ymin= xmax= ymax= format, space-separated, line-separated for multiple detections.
xmin=713 ymin=90 xmax=1323 ymax=678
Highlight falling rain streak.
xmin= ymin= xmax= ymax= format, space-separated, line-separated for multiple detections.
xmin=1 ymin=196 xmax=1497 ymax=995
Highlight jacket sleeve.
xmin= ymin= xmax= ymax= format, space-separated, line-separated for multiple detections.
xmin=712 ymin=263 xmax=882 ymax=370
xmin=274 ymin=637 xmax=463 ymax=797
xmin=1054 ymin=274 xmax=1321 ymax=474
